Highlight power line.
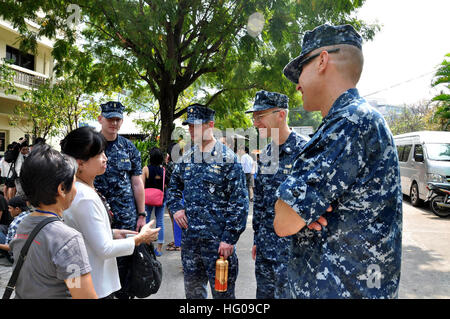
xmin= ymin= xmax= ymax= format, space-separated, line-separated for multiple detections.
xmin=363 ymin=70 xmax=436 ymax=98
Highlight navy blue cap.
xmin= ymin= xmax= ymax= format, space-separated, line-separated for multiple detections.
xmin=182 ymin=104 xmax=215 ymax=125
xmin=245 ymin=90 xmax=289 ymax=113
xmin=283 ymin=24 xmax=363 ymax=84
xmin=100 ymin=101 xmax=124 ymax=119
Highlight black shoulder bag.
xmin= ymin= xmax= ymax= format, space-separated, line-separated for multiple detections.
xmin=124 ymin=242 xmax=163 ymax=298
xmin=2 ymin=217 xmax=59 ymax=299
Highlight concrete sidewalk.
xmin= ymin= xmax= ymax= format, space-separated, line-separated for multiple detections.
xmin=0 ymin=204 xmax=257 ymax=299
xmin=1 ymin=201 xmax=449 ymax=299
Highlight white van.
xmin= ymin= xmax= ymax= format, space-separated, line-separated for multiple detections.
xmin=393 ymin=131 xmax=450 ymax=206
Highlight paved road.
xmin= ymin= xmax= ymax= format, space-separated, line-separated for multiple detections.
xmin=1 ymin=198 xmax=449 ymax=299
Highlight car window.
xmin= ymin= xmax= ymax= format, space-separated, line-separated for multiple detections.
xmin=414 ymin=144 xmax=424 ymax=162
xmin=396 ymin=145 xmax=405 ymax=162
xmin=397 ymin=144 xmax=412 ymax=162
xmin=402 ymin=145 xmax=412 ymax=162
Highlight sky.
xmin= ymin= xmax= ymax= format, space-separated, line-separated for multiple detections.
xmin=356 ymin=0 xmax=450 ymax=106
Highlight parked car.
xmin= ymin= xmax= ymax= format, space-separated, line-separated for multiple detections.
xmin=393 ymin=131 xmax=450 ymax=206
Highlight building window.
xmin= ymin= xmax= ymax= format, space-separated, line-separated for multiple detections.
xmin=6 ymin=45 xmax=35 ymax=71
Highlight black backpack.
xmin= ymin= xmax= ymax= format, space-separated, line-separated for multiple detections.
xmin=125 ymin=242 xmax=163 ymax=298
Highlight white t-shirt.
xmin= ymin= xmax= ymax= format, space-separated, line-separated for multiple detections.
xmin=63 ymin=181 xmax=135 ymax=298
xmin=14 ymin=153 xmax=25 ymax=177
xmin=1 ymin=158 xmax=12 ymax=178
xmin=240 ymin=153 xmax=254 ymax=174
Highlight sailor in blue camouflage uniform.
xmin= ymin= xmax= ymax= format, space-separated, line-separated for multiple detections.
xmin=273 ymin=24 xmax=403 ymax=298
xmin=167 ymin=104 xmax=249 ymax=299
xmin=94 ymin=101 xmax=147 ymax=299
xmin=245 ymin=90 xmax=308 ymax=299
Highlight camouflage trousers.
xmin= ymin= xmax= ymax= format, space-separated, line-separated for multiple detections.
xmin=255 ymin=254 xmax=290 ymax=299
xmin=181 ymin=237 xmax=238 ymax=299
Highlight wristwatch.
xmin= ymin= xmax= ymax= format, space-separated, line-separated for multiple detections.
xmin=138 ymin=211 xmax=147 ymax=217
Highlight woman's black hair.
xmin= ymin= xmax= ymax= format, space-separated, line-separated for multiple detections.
xmin=20 ymin=144 xmax=77 ymax=207
xmin=8 ymin=196 xmax=28 ymax=211
xmin=149 ymin=147 xmax=164 ymax=166
xmin=60 ymin=126 xmax=107 ymax=161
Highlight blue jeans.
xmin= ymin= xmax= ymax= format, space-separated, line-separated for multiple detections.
xmin=173 ymin=216 xmax=182 ymax=247
xmin=145 ymin=203 xmax=165 ymax=244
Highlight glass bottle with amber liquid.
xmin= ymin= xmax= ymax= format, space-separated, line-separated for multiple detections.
xmin=214 ymin=256 xmax=228 ymax=292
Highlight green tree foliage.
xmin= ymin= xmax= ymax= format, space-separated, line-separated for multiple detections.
xmin=0 ymin=60 xmax=17 ymax=96
xmin=385 ymin=102 xmax=439 ymax=136
xmin=10 ymin=77 xmax=86 ymax=140
xmin=288 ymin=107 xmax=322 ymax=129
xmin=431 ymin=53 xmax=450 ymax=130
xmin=0 ymin=0 xmax=379 ymax=151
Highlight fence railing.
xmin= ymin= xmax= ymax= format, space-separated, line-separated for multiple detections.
xmin=12 ymin=67 xmax=47 ymax=88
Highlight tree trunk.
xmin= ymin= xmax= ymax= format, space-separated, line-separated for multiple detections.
xmin=158 ymin=87 xmax=179 ymax=153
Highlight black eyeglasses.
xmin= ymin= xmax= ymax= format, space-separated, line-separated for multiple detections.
xmin=298 ymin=48 xmax=340 ymax=74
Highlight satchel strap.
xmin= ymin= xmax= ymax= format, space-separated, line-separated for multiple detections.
xmin=162 ymin=167 xmax=165 ymax=192
xmin=2 ymin=217 xmax=59 ymax=299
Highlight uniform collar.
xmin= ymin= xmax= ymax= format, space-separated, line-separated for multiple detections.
xmin=324 ymin=88 xmax=360 ymax=122
xmin=313 ymin=88 xmax=360 ymax=134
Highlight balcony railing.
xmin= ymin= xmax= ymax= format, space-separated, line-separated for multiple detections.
xmin=1 ymin=63 xmax=49 ymax=89
xmin=12 ymin=67 xmax=47 ymax=88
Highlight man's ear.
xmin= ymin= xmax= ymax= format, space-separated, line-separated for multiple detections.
xmin=318 ymin=50 xmax=330 ymax=73
xmin=57 ymin=182 xmax=66 ymax=197
xmin=97 ymin=115 xmax=103 ymax=123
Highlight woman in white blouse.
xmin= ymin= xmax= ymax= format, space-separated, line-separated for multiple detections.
xmin=61 ymin=126 xmax=160 ymax=299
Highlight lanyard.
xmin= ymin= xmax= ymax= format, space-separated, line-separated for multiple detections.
xmin=34 ymin=209 xmax=60 ymax=218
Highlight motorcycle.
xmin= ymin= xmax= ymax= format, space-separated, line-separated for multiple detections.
xmin=425 ymin=182 xmax=450 ymax=218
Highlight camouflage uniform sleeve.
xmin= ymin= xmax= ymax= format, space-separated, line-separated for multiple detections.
xmin=252 ymin=164 xmax=264 ymax=246
xmin=129 ymin=141 xmax=143 ymax=176
xmin=222 ymin=162 xmax=249 ymax=245
xmin=276 ymin=120 xmax=366 ymax=225
xmin=166 ymin=162 xmax=185 ymax=214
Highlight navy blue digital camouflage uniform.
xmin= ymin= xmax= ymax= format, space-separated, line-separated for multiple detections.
xmin=167 ymin=105 xmax=249 ymax=299
xmin=277 ymin=24 xmax=403 ymax=298
xmin=94 ymin=101 xmax=143 ymax=299
xmin=246 ymin=91 xmax=307 ymax=299
xmin=94 ymin=102 xmax=143 ymax=231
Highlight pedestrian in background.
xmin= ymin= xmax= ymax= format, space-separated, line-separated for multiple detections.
xmin=0 ymin=196 xmax=30 ymax=263
xmin=141 ymin=146 xmax=166 ymax=256
xmin=14 ymin=139 xmax=29 ymax=198
xmin=237 ymin=146 xmax=254 ymax=202
xmin=165 ymin=142 xmax=181 ymax=252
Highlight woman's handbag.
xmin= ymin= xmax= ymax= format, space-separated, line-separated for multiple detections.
xmin=144 ymin=167 xmax=165 ymax=207
xmin=125 ymin=242 xmax=163 ymax=298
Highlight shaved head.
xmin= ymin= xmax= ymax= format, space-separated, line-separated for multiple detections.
xmin=328 ymin=44 xmax=364 ymax=84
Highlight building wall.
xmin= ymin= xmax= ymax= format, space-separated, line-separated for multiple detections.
xmin=0 ymin=20 xmax=54 ymax=155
